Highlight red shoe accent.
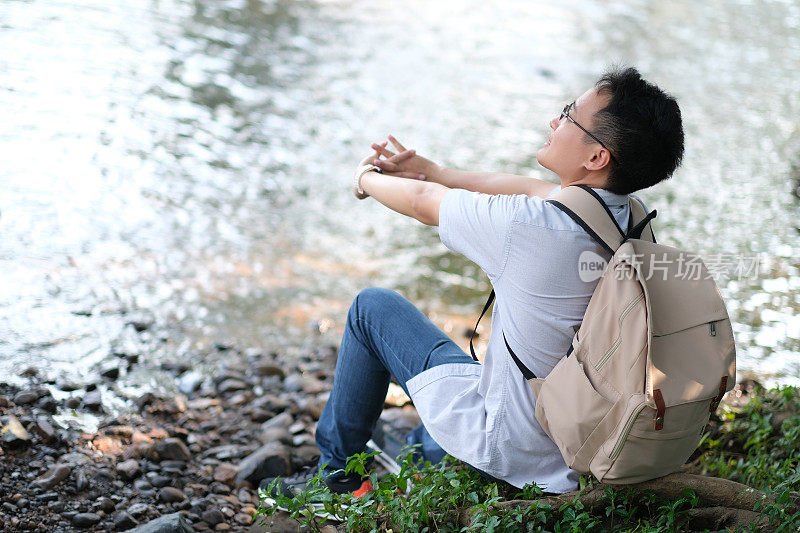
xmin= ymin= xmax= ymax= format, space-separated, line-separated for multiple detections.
xmin=352 ymin=479 xmax=374 ymax=498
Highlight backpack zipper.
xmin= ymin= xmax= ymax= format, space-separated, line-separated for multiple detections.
xmin=609 ymin=402 xmax=648 ymax=460
xmin=595 ymin=293 xmax=645 ymax=371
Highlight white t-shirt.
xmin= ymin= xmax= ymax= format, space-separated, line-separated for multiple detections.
xmin=406 ymin=184 xmax=639 ymax=492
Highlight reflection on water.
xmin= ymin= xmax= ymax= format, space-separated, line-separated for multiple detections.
xmin=1 ymin=0 xmax=798 ymax=394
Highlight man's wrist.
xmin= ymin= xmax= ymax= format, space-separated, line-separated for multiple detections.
xmin=429 ymin=164 xmax=450 ymax=186
xmin=354 ymin=164 xmax=381 ymax=199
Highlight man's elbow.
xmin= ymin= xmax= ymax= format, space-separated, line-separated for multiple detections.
xmin=410 ymin=183 xmax=444 ymax=226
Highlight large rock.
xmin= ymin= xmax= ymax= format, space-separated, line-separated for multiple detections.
xmin=200 ymin=509 xmax=223 ymax=526
xmin=34 ymin=415 xmax=57 ymax=442
xmin=1 ymin=414 xmax=31 ymax=448
xmin=75 ymin=471 xmax=89 ymax=491
xmin=235 ymin=442 xmax=291 ymax=486
xmin=125 ymin=441 xmax=159 ymax=461
xmin=13 ymin=389 xmax=40 ymax=405
xmin=57 ymin=380 xmax=83 ymax=392
xmin=157 ymin=487 xmax=186 ymax=503
xmin=177 ymin=371 xmax=204 ymax=395
xmin=37 ymin=394 xmax=59 ymax=413
xmin=100 ymin=365 xmax=121 ymax=380
xmin=260 ymin=412 xmax=292 ymax=432
xmin=156 ymin=438 xmax=192 ymax=462
xmin=248 ymin=512 xmax=309 ymax=533
xmin=113 ymin=511 xmax=139 ymax=530
xmin=292 ymin=444 xmax=321 ymax=468
xmin=33 ymin=463 xmax=71 ymax=489
xmin=127 ymin=503 xmax=151 ymax=517
xmin=255 ymin=363 xmax=285 ymax=379
xmin=73 ymin=512 xmax=101 ymax=528
xmin=128 ymin=512 xmax=194 ymax=533
xmin=59 ymin=452 xmax=92 ymax=467
xmin=116 ymin=459 xmax=141 ymax=480
xmin=82 ymin=390 xmax=104 ymax=411
xmin=217 ymin=378 xmax=247 ymax=393
xmin=258 ymin=427 xmax=292 ymax=445
xmin=213 ymin=463 xmax=239 ymax=486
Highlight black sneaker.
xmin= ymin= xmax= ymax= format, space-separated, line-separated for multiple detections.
xmin=257 ymin=464 xmax=374 ymax=521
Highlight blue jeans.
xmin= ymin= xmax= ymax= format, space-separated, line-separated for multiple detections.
xmin=315 ymin=287 xmax=479 ymax=476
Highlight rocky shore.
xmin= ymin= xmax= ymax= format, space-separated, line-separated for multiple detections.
xmin=0 ymin=342 xmax=413 ymax=532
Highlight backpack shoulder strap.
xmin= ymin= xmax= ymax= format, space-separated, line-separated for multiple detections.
xmin=547 ymin=185 xmax=656 ymax=254
xmin=629 ymin=195 xmax=656 ymax=243
xmin=547 ymin=185 xmax=625 ymax=254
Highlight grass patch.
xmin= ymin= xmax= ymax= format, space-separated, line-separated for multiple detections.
xmin=257 ymin=385 xmax=800 ymax=532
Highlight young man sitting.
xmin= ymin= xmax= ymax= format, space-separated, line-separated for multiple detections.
xmin=266 ymin=66 xmax=684 ymax=497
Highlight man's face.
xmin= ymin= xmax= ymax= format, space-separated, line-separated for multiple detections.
xmin=537 ymin=87 xmax=610 ymax=180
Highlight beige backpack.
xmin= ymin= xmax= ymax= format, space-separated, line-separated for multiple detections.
xmin=481 ymin=184 xmax=737 ymax=484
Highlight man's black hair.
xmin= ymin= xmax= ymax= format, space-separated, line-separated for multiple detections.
xmin=590 ymin=67 xmax=685 ymax=195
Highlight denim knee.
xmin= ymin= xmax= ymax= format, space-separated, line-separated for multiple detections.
xmin=353 ymin=287 xmax=400 ymax=318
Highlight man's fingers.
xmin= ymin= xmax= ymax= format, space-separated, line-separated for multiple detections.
xmin=376 ymin=167 xmax=425 ymax=180
xmin=372 ymin=141 xmax=388 ymax=159
xmin=388 ymin=135 xmax=407 ymax=152
xmin=373 ymin=159 xmax=398 ymax=172
xmin=371 ymin=143 xmax=395 ymax=159
xmin=389 ymin=149 xmax=415 ymax=163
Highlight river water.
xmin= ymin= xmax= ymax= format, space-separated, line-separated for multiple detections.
xmin=2 ymin=0 xmax=799 ymax=400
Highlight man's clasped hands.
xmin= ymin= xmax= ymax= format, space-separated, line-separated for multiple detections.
xmin=352 ymin=135 xmax=438 ymax=200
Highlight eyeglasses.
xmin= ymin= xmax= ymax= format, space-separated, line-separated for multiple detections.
xmin=559 ymin=102 xmax=617 ymax=163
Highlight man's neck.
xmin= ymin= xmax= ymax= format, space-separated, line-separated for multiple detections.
xmin=559 ymin=173 xmax=609 ymax=190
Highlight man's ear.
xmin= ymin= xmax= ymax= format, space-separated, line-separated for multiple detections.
xmin=584 ymin=149 xmax=613 ymax=172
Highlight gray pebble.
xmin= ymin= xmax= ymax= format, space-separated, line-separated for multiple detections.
xmin=13 ymin=390 xmax=40 ymax=405
xmin=156 ymin=438 xmax=192 ymax=462
xmin=158 ymin=486 xmax=186 ymax=503
xmin=201 ymin=508 xmax=224 ymax=526
xmin=116 ymin=459 xmax=141 ymax=480
xmin=127 ymin=502 xmax=150 ymax=517
xmin=217 ymin=378 xmax=247 ymax=393
xmin=75 ymin=471 xmax=89 ymax=491
xmin=261 ymin=412 xmax=293 ymax=431
xmin=126 ymin=512 xmax=192 ymax=533
xmin=113 ymin=511 xmax=139 ymax=531
xmin=72 ymin=512 xmax=101 ymax=528
xmin=235 ymin=442 xmax=290 ymax=486
xmin=82 ymin=390 xmax=103 ymax=411
xmin=33 ymin=463 xmax=71 ymax=489
xmin=177 ymin=371 xmax=204 ymax=395
xmin=65 ymin=396 xmax=82 ymax=409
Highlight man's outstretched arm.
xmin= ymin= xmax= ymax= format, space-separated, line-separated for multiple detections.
xmin=435 ymin=167 xmax=557 ymax=198
xmin=371 ymin=135 xmax=558 ymax=199
xmin=359 ymin=168 xmax=449 ymax=227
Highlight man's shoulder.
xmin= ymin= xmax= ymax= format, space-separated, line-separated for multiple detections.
xmin=513 ymin=194 xmax=599 ymax=233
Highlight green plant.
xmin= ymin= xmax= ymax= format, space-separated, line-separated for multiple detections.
xmin=654 ymin=488 xmax=699 ymax=530
xmin=698 ymin=385 xmax=800 ymax=491
xmin=256 ymin=386 xmax=800 ymax=532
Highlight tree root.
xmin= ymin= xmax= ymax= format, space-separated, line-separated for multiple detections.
xmin=456 ymin=473 xmax=775 ymax=529
xmin=685 ymin=506 xmax=763 ymax=531
xmin=603 ymin=473 xmax=769 ymax=511
xmin=328 ymin=473 xmax=777 ymax=531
